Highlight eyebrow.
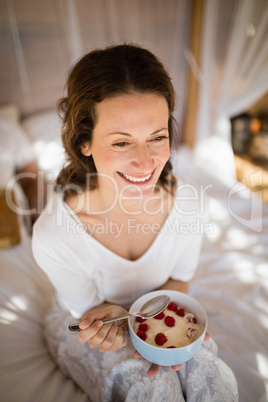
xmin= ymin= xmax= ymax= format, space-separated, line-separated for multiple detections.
xmin=108 ymin=128 xmax=168 ymax=137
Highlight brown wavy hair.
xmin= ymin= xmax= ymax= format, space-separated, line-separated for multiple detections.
xmin=56 ymin=43 xmax=178 ymax=195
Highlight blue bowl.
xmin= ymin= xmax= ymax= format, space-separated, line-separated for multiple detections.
xmin=128 ymin=290 xmax=208 ymax=366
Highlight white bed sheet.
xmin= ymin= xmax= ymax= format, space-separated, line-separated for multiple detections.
xmin=173 ymin=145 xmax=268 ymax=402
xmin=0 ymin=225 xmax=90 ymax=402
xmin=0 ymin=112 xmax=267 ymax=402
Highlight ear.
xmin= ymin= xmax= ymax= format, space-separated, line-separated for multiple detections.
xmin=81 ymin=142 xmax=91 ymax=157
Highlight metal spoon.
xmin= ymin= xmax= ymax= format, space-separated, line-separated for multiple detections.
xmin=68 ymin=294 xmax=170 ymax=332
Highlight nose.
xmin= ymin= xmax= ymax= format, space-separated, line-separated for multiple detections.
xmin=130 ymin=144 xmax=154 ymax=172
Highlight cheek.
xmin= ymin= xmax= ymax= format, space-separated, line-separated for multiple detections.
xmin=154 ymin=144 xmax=170 ymax=162
xmin=93 ymin=149 xmax=128 ymax=171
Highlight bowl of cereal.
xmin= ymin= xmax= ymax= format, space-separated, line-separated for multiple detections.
xmin=128 ymin=290 xmax=208 ymax=366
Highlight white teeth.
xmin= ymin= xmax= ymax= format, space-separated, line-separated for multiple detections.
xmin=120 ymin=172 xmax=152 ymax=183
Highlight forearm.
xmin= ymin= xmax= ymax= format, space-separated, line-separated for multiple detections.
xmin=158 ymin=279 xmax=189 ymax=294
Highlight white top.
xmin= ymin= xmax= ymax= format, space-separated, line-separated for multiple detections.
xmin=32 ymin=178 xmax=207 ymax=318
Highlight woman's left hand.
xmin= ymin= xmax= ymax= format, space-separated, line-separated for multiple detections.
xmin=134 ymin=332 xmax=211 ymax=377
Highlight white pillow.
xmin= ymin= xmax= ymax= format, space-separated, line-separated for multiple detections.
xmin=22 ymin=111 xmax=65 ymax=177
xmin=0 ymin=115 xmax=35 ymax=187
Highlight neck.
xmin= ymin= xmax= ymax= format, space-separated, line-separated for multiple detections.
xmin=91 ymin=185 xmax=172 ymax=218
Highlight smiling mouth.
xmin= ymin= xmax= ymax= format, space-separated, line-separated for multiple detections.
xmin=118 ymin=171 xmax=153 ymax=183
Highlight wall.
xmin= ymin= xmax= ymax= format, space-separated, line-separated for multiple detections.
xmin=0 ymin=0 xmax=192 ymax=127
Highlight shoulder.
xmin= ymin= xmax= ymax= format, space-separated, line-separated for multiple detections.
xmin=33 ymin=192 xmax=73 ymax=248
xmin=32 ymin=192 xmax=84 ymax=269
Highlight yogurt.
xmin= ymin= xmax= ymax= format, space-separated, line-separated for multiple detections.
xmin=133 ymin=301 xmax=202 ymax=348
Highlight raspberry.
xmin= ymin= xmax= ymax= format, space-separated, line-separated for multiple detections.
xmin=136 ymin=316 xmax=146 ymax=323
xmin=167 ymin=346 xmax=175 ymax=348
xmin=167 ymin=302 xmax=177 ymax=311
xmin=154 ymin=311 xmax=165 ymax=320
xmin=185 ymin=313 xmax=196 ymax=323
xmin=176 ymin=308 xmax=185 ymax=317
xmin=138 ymin=323 xmax=149 ymax=332
xmin=137 ymin=330 xmax=147 ymax=341
xmin=155 ymin=332 xmax=168 ymax=346
xmin=187 ymin=327 xmax=197 ymax=339
xmin=165 ymin=316 xmax=175 ymax=327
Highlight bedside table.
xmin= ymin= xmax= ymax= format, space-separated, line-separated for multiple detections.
xmin=234 ymin=154 xmax=268 ymax=203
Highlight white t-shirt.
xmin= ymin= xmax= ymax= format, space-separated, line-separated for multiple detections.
xmin=32 ymin=179 xmax=207 ymax=318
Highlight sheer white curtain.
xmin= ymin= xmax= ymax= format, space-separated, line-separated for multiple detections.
xmin=1 ymin=0 xmax=192 ymax=124
xmin=196 ymin=0 xmax=268 ymax=145
xmin=60 ymin=0 xmax=192 ymax=130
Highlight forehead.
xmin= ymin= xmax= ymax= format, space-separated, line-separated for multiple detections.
xmin=94 ymin=93 xmax=169 ymax=129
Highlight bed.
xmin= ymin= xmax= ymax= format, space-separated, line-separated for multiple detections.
xmin=0 ymin=107 xmax=267 ymax=402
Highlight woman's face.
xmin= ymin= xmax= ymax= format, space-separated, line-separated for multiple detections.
xmin=81 ymin=93 xmax=170 ymax=199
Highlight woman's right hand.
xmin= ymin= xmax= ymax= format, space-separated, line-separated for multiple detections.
xmin=76 ymin=304 xmax=129 ymax=352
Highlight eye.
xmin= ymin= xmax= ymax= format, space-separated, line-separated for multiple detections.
xmin=152 ymin=135 xmax=169 ymax=142
xmin=113 ymin=141 xmax=129 ymax=148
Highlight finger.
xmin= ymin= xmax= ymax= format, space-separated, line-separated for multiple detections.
xmin=171 ymin=364 xmax=181 ymax=371
xmin=79 ymin=311 xmax=116 ymax=330
xmin=134 ymin=352 xmax=162 ymax=377
xmin=134 ymin=350 xmax=142 ymax=359
xmin=78 ymin=312 xmax=115 ymax=344
xmin=147 ymin=363 xmax=161 ymax=378
xmin=205 ymin=332 xmax=211 ymax=341
xmin=88 ymin=321 xmax=116 ymax=349
xmin=77 ymin=320 xmax=103 ymax=343
xmin=79 ymin=319 xmax=92 ymax=330
xmin=97 ymin=323 xmax=118 ymax=352
xmin=106 ymin=327 xmax=127 ymax=352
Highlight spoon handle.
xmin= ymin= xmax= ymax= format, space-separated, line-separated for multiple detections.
xmin=68 ymin=313 xmax=132 ymax=332
xmin=68 ymin=323 xmax=81 ymax=332
xmin=102 ymin=313 xmax=131 ymax=324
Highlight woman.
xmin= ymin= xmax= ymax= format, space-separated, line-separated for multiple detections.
xmin=32 ymin=44 xmax=238 ymax=401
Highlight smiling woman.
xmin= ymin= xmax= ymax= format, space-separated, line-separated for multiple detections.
xmin=32 ymin=44 xmax=238 ymax=401
xmin=80 ymin=93 xmax=170 ymax=200
xmin=56 ymin=44 xmax=177 ymax=197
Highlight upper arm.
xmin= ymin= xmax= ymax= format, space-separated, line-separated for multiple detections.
xmin=32 ymin=226 xmax=102 ymax=318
